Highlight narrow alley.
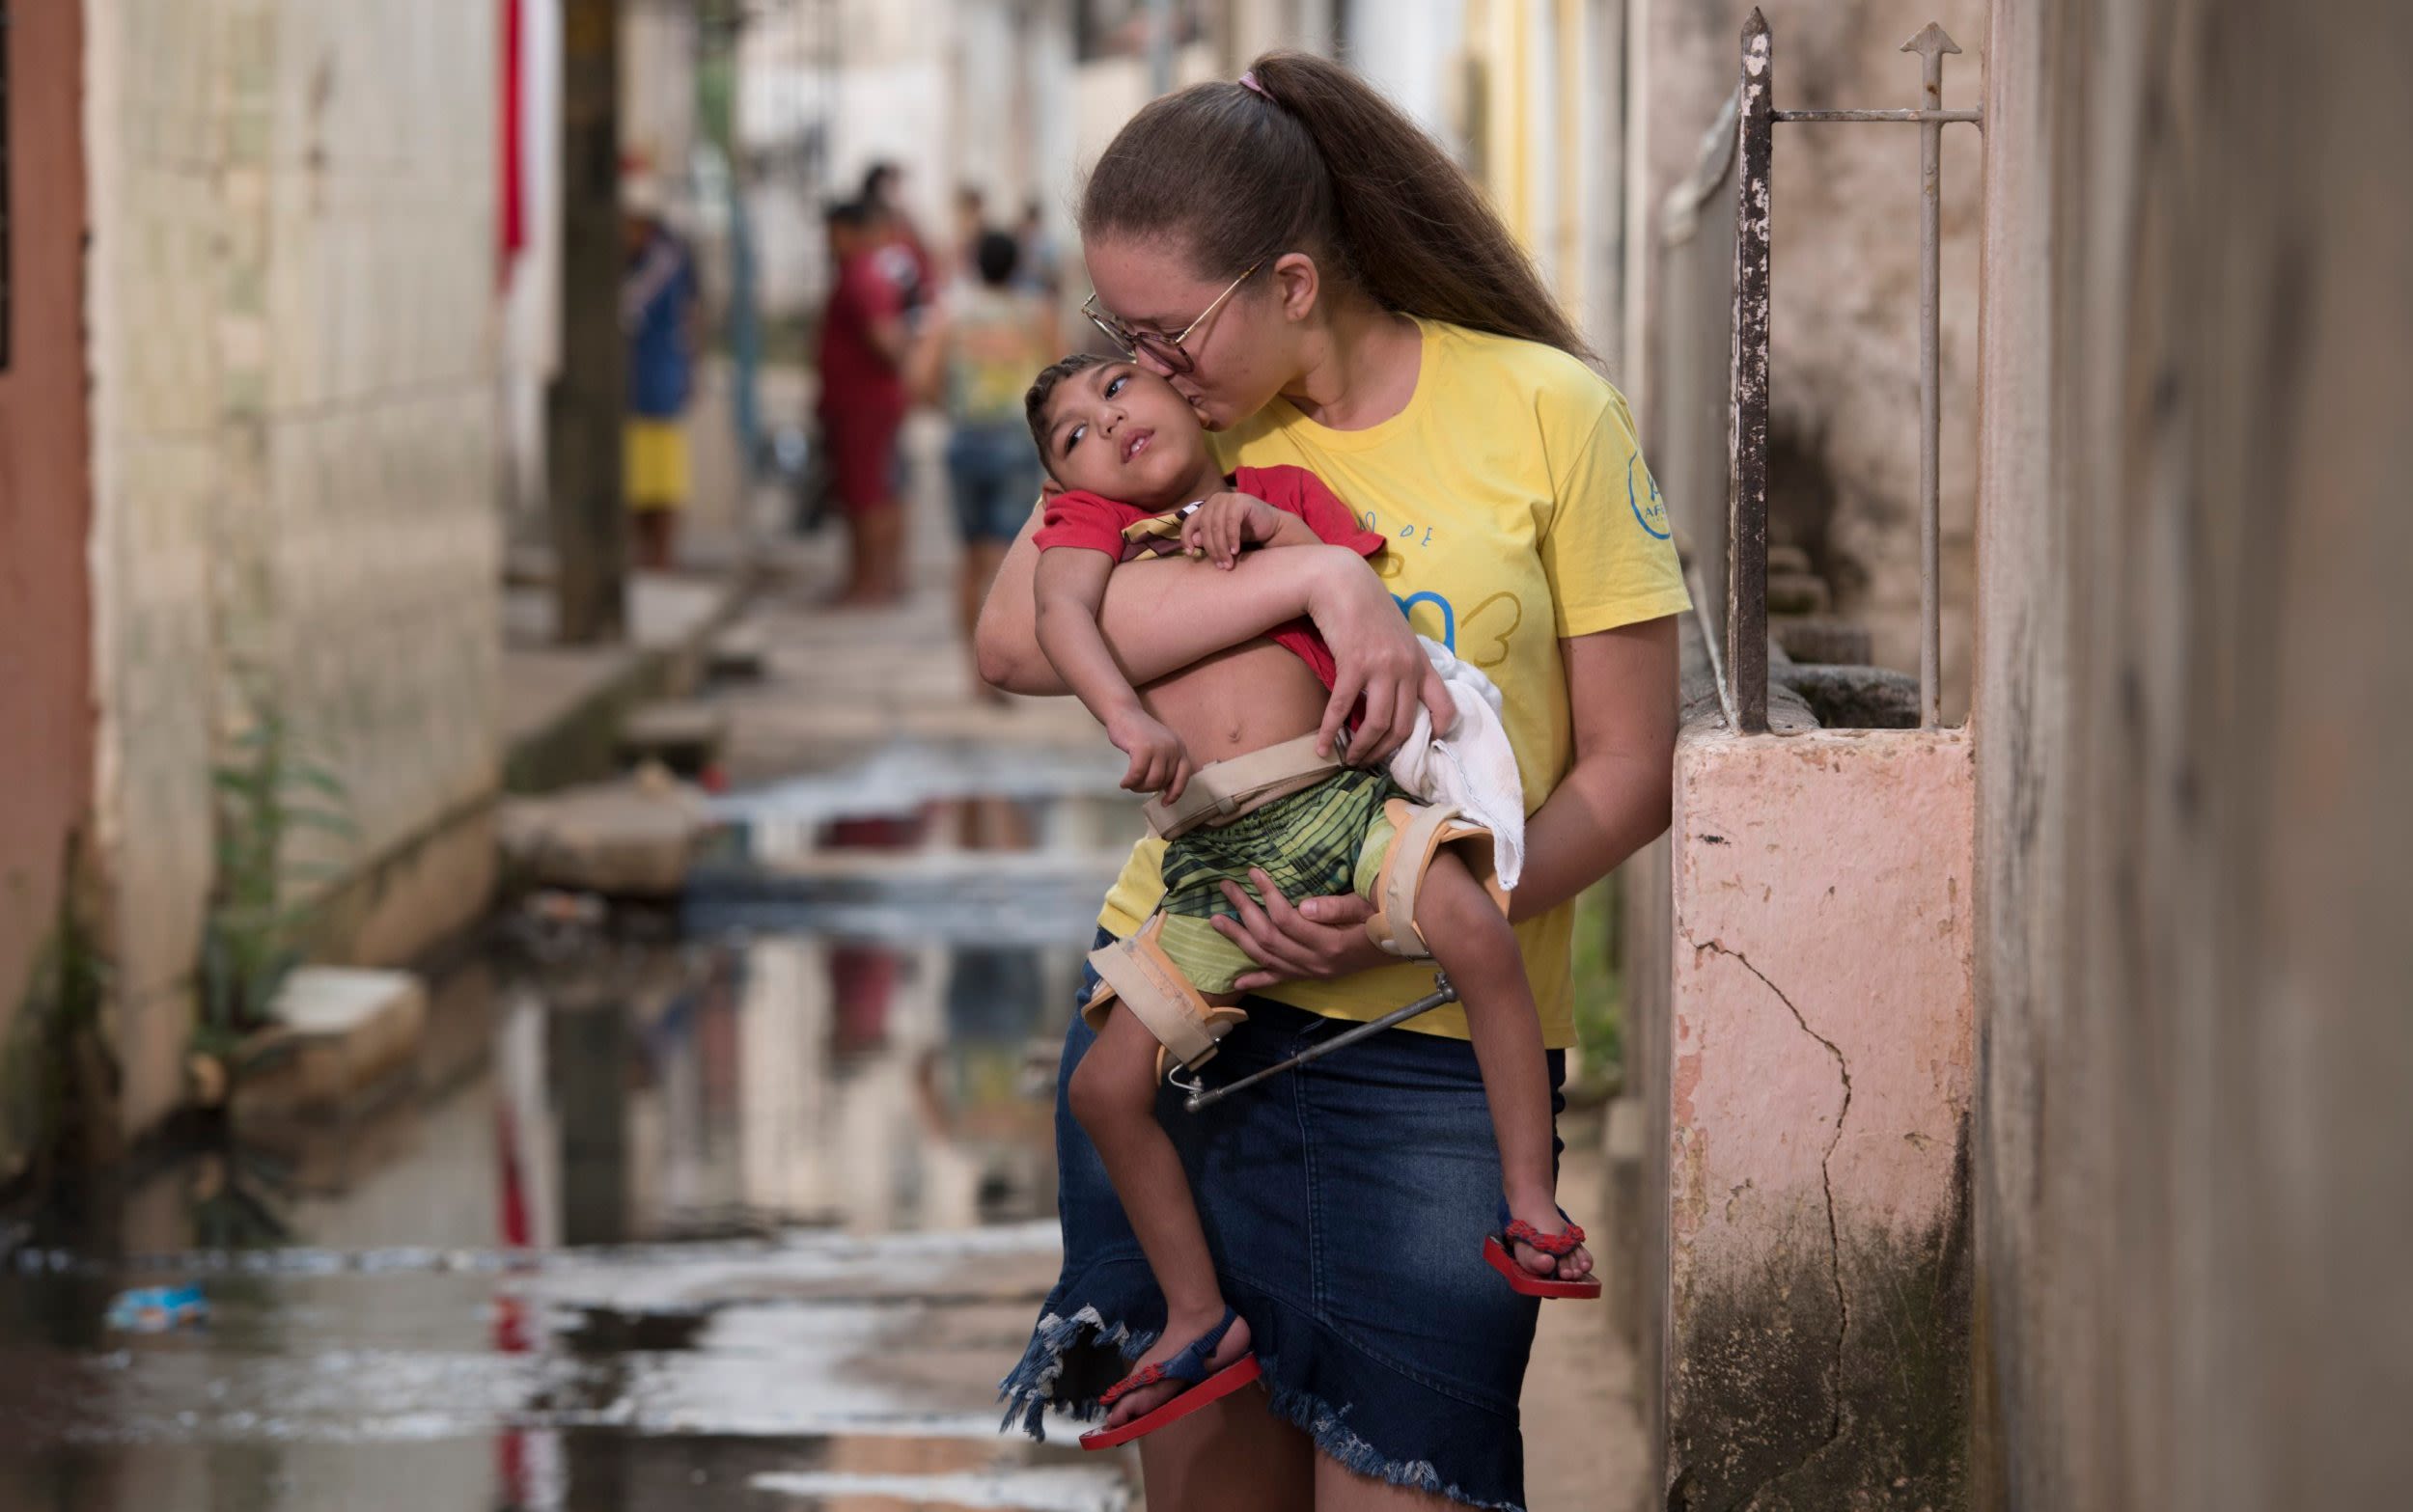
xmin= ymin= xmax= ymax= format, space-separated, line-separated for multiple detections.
xmin=5 ymin=3 xmax=2402 ymax=1509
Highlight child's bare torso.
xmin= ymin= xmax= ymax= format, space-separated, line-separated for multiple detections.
xmin=1136 ymin=637 xmax=1328 ymax=766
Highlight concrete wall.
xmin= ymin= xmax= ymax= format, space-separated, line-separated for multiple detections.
xmin=0 ymin=0 xmax=97 ymax=1161
xmin=1970 ymin=1 xmax=2413 ymax=1506
xmin=84 ymin=0 xmax=504 ymax=1138
xmin=1633 ymin=0 xmax=1984 ymax=718
xmin=1665 ymin=726 xmax=1974 ymax=1507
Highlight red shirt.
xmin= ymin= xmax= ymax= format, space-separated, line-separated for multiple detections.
xmin=816 ymin=251 xmax=906 ymax=420
xmin=1036 ymin=464 xmax=1384 ymax=691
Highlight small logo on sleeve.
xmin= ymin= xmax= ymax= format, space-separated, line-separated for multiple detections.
xmin=1628 ymin=454 xmax=1670 ymax=540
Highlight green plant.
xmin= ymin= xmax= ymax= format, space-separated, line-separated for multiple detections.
xmin=197 ymin=701 xmax=358 ymax=1056
xmin=1 ymin=838 xmax=117 ymax=1204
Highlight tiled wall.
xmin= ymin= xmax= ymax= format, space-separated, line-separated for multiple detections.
xmin=86 ymin=0 xmax=504 ymax=1136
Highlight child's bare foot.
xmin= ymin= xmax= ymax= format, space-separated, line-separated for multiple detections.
xmin=1098 ymin=1306 xmax=1254 ymax=1430
xmin=1506 ymin=1198 xmax=1595 ymax=1283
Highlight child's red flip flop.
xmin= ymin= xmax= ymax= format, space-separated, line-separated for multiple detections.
xmin=1079 ymin=1306 xmax=1263 ymax=1450
xmin=1484 ymin=1203 xmax=1604 ymax=1300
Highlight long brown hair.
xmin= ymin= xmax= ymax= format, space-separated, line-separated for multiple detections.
xmin=1081 ymin=50 xmax=1589 ymax=361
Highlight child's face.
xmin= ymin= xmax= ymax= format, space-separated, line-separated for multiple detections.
xmin=1038 ymin=363 xmax=1214 ymax=507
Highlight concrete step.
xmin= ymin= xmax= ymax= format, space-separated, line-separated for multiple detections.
xmin=707 ymin=625 xmax=769 ymax=682
xmin=230 ymin=967 xmax=428 ymax=1123
xmin=619 ymin=701 xmax=731 ymax=777
xmin=499 ymin=773 xmax=712 ymax=897
xmin=1765 ymin=570 xmax=1833 ymax=616
xmin=1772 ymin=615 xmax=1874 ymax=667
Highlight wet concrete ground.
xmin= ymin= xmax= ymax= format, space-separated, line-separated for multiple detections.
xmin=0 ymin=442 xmax=1644 ymax=1509
xmin=0 ymin=874 xmax=1136 ymax=1510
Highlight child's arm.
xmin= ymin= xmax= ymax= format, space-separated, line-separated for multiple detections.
xmin=1035 ymin=548 xmax=1195 ymax=800
xmin=1180 ymin=491 xmax=1323 ymax=569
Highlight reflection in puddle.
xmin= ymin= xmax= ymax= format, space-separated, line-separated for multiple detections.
xmin=0 ymin=773 xmax=1134 ymax=1510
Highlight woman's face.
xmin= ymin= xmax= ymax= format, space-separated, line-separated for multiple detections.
xmin=1082 ymin=234 xmax=1302 ymax=431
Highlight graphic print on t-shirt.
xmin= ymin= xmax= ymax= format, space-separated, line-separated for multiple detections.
xmin=1628 ymin=452 xmax=1671 ymax=539
xmin=1353 ymin=511 xmax=1526 ymax=672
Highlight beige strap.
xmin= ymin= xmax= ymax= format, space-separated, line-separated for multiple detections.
xmin=1141 ymin=733 xmax=1343 ymax=840
xmin=1086 ymin=917 xmax=1247 ymax=1074
xmin=1365 ymin=801 xmax=1507 ymax=958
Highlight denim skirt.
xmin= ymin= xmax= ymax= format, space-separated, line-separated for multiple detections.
xmin=1000 ymin=929 xmax=1563 ymax=1511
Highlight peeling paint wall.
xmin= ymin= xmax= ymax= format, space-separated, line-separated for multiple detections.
xmin=1970 ymin=1 xmax=2413 ymax=1507
xmin=1666 ymin=727 xmax=1974 ymax=1507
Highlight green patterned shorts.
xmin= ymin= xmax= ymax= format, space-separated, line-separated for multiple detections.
xmin=1152 ymin=765 xmax=1405 ymax=995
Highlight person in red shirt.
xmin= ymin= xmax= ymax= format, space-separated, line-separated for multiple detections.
xmin=816 ymin=201 xmax=910 ymax=604
xmin=862 ymin=161 xmax=936 ymax=316
xmin=1023 ymin=354 xmax=1589 ymax=1450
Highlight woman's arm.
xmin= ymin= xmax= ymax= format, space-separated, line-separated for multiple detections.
xmin=976 ymin=507 xmax=1450 ymax=759
xmin=1209 ymin=615 xmax=1680 ymax=988
xmin=1497 ymin=615 xmax=1679 ymax=920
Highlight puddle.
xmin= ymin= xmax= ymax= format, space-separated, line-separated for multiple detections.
xmin=0 ymin=756 xmax=1139 ymax=1510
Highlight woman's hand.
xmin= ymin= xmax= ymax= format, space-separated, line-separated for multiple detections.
xmin=1304 ymin=553 xmax=1456 ymax=765
xmin=1210 ymin=867 xmax=1394 ymax=991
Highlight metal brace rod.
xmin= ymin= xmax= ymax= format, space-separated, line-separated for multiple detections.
xmin=1773 ymin=108 xmax=1980 ymax=124
xmin=1178 ymin=975 xmax=1458 ymax=1113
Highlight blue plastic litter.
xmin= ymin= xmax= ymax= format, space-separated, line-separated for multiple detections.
xmin=104 ymin=1284 xmax=208 ymax=1333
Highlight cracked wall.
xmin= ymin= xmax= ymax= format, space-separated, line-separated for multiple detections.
xmin=1665 ymin=727 xmax=1974 ymax=1507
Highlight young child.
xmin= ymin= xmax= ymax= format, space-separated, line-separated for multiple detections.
xmin=1025 ymin=353 xmax=1600 ymax=1446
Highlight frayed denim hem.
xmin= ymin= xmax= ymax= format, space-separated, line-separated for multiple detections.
xmin=995 ymin=1305 xmax=1158 ymax=1441
xmin=1263 ymin=1377 xmax=1528 ymax=1512
xmin=999 ymin=1310 xmax=1526 ymax=1512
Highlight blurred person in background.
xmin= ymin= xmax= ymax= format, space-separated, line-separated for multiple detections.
xmin=954 ymin=183 xmax=990 ymax=281
xmin=817 ymin=201 xmax=912 ymax=605
xmin=1015 ymin=197 xmax=1062 ymax=299
xmin=622 ymin=172 xmax=701 ymax=572
xmin=913 ymin=229 xmax=1056 ymax=694
xmin=863 ymin=160 xmax=935 ymax=319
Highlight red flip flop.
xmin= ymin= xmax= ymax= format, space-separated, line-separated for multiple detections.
xmin=1484 ymin=1204 xmax=1603 ymax=1300
xmin=1079 ymin=1306 xmax=1262 ymax=1450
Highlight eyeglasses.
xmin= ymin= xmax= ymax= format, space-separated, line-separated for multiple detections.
xmin=1081 ymin=261 xmax=1262 ymax=376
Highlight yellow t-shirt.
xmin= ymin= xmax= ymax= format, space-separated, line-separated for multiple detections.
xmin=1096 ymin=318 xmax=1690 ymax=1046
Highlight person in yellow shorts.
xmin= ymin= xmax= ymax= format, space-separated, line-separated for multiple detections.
xmin=624 ymin=179 xmax=700 ymax=571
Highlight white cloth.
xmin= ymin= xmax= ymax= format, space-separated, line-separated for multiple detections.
xmin=1385 ymin=638 xmax=1526 ymax=891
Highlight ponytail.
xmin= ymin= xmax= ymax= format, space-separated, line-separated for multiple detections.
xmin=1081 ymin=50 xmax=1589 ymax=361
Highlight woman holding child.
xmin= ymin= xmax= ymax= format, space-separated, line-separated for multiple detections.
xmin=981 ymin=52 xmax=1687 ymax=1512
